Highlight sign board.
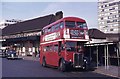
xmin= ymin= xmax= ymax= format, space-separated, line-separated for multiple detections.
xmin=43 ymin=32 xmax=60 ymax=41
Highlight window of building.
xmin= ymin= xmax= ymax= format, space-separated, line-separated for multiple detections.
xmin=107 ymin=20 xmax=111 ymax=23
xmin=113 ymin=15 xmax=117 ymax=18
xmin=108 ymin=16 xmax=111 ymax=19
xmin=105 ymin=5 xmax=107 ymax=7
xmin=118 ymin=1 xmax=120 ymax=4
xmin=101 ymin=9 xmax=104 ymax=12
xmin=114 ymin=24 xmax=118 ymax=26
xmin=105 ymin=9 xmax=108 ymax=12
xmin=101 ymin=5 xmax=103 ymax=8
xmin=109 ymin=7 xmax=115 ymax=11
xmin=113 ymin=19 xmax=117 ymax=22
xmin=110 ymin=29 xmax=113 ymax=31
xmin=109 ymin=2 xmax=116 ymax=6
xmin=115 ymin=6 xmax=118 ymax=10
xmin=114 ymin=28 xmax=118 ymax=31
xmin=119 ymin=10 xmax=120 ymax=13
xmin=101 ymin=17 xmax=103 ymax=20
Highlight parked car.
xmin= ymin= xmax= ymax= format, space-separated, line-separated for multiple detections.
xmin=6 ymin=50 xmax=21 ymax=60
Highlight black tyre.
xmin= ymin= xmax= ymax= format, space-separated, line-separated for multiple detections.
xmin=59 ymin=59 xmax=66 ymax=72
xmin=42 ymin=58 xmax=46 ymax=67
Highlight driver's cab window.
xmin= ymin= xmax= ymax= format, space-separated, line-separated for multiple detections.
xmin=66 ymin=42 xmax=76 ymax=52
xmin=60 ymin=44 xmax=65 ymax=50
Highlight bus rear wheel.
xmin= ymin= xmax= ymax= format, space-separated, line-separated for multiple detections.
xmin=59 ymin=60 xmax=66 ymax=72
xmin=42 ymin=58 xmax=46 ymax=67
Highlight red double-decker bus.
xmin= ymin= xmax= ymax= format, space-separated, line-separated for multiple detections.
xmin=40 ymin=17 xmax=91 ymax=71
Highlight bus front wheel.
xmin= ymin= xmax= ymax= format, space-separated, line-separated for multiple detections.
xmin=59 ymin=59 xmax=66 ymax=72
xmin=42 ymin=58 xmax=46 ymax=67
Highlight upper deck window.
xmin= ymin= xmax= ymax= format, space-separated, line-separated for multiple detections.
xmin=54 ymin=23 xmax=60 ymax=31
xmin=51 ymin=21 xmax=64 ymax=32
xmin=65 ymin=21 xmax=75 ymax=28
xmin=77 ymin=22 xmax=87 ymax=29
xmin=48 ymin=27 xmax=52 ymax=32
xmin=60 ymin=22 xmax=64 ymax=29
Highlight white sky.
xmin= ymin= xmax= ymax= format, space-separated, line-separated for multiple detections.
xmin=0 ymin=1 xmax=98 ymax=29
xmin=1 ymin=0 xmax=98 ymax=2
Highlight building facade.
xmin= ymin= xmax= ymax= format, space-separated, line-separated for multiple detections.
xmin=0 ymin=19 xmax=22 ymax=29
xmin=98 ymin=0 xmax=120 ymax=33
xmin=2 ymin=11 xmax=63 ymax=56
xmin=0 ymin=19 xmax=22 ymax=49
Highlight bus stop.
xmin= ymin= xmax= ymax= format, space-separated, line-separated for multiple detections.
xmin=85 ymin=42 xmax=120 ymax=69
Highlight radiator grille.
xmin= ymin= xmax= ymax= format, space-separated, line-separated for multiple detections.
xmin=73 ymin=53 xmax=83 ymax=67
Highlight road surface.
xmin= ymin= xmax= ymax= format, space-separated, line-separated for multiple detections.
xmin=1 ymin=58 xmax=117 ymax=79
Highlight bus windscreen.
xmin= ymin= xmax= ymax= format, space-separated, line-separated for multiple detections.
xmin=77 ymin=22 xmax=87 ymax=29
xmin=66 ymin=42 xmax=76 ymax=52
xmin=65 ymin=21 xmax=87 ymax=29
xmin=65 ymin=21 xmax=75 ymax=28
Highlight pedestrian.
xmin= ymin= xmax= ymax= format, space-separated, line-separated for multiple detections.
xmin=35 ymin=51 xmax=37 ymax=57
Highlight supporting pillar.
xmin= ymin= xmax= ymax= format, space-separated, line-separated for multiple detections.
xmin=90 ymin=47 xmax=91 ymax=61
xmin=117 ymin=42 xmax=120 ymax=66
xmin=106 ymin=44 xmax=109 ymax=69
xmin=104 ymin=45 xmax=107 ymax=69
xmin=96 ymin=46 xmax=99 ymax=68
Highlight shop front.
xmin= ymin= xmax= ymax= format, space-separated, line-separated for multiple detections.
xmin=2 ymin=36 xmax=40 ymax=56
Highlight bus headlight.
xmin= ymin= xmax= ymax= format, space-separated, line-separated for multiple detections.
xmin=84 ymin=59 xmax=87 ymax=63
xmin=84 ymin=59 xmax=86 ymax=62
xmin=69 ymin=59 xmax=72 ymax=62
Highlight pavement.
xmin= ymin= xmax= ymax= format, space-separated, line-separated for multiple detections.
xmin=94 ymin=66 xmax=120 ymax=78
xmin=22 ymin=56 xmax=120 ymax=78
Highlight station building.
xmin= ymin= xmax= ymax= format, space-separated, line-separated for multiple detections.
xmin=2 ymin=11 xmax=63 ymax=56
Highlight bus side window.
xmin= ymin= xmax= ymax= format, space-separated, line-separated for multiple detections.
xmin=54 ymin=44 xmax=58 ymax=52
xmin=46 ymin=46 xmax=49 ymax=52
xmin=51 ymin=25 xmax=55 ymax=32
xmin=43 ymin=46 xmax=47 ymax=52
xmin=54 ymin=23 xmax=60 ymax=31
xmin=44 ymin=28 xmax=48 ymax=34
xmin=49 ymin=45 xmax=53 ymax=52
xmin=48 ymin=27 xmax=52 ymax=33
xmin=42 ymin=30 xmax=44 ymax=35
xmin=60 ymin=21 xmax=64 ymax=29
